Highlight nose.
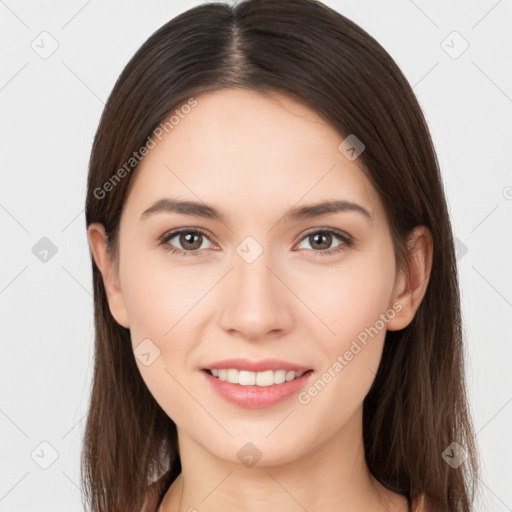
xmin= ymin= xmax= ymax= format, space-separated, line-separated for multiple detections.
xmin=217 ymin=247 xmax=294 ymax=341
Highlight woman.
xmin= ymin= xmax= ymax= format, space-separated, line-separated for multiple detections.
xmin=82 ymin=1 xmax=479 ymax=511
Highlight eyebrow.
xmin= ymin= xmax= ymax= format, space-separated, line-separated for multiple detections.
xmin=140 ymin=197 xmax=373 ymax=224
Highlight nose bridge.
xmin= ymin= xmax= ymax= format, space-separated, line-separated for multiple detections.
xmin=218 ymin=238 xmax=292 ymax=339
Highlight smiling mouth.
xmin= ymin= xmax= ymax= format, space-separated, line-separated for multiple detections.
xmin=204 ymin=368 xmax=313 ymax=386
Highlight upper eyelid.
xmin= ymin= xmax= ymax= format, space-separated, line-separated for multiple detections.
xmin=161 ymin=227 xmax=216 ymax=244
xmin=297 ymin=226 xmax=351 ymax=240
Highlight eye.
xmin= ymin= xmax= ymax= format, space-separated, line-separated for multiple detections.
xmin=160 ymin=228 xmax=215 ymax=257
xmin=159 ymin=227 xmax=353 ymax=257
xmin=295 ymin=229 xmax=353 ymax=256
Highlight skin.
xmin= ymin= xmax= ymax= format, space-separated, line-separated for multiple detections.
xmin=88 ymin=88 xmax=433 ymax=512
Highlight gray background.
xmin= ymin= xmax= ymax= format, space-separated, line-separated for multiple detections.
xmin=1 ymin=0 xmax=511 ymax=510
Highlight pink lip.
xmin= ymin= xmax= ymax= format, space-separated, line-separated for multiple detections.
xmin=203 ymin=358 xmax=312 ymax=373
xmin=201 ymin=368 xmax=314 ymax=409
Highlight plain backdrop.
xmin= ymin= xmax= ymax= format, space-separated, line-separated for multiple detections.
xmin=1 ymin=0 xmax=511 ymax=510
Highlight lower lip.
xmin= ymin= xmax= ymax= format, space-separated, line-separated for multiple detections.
xmin=201 ymin=370 xmax=314 ymax=409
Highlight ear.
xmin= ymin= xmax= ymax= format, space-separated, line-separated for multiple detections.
xmin=87 ymin=223 xmax=130 ymax=328
xmin=386 ymin=225 xmax=433 ymax=331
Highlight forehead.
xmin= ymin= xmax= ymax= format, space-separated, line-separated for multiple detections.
xmin=122 ymin=88 xmax=383 ymax=225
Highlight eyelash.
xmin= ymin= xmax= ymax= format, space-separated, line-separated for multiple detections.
xmin=159 ymin=227 xmax=354 ymax=258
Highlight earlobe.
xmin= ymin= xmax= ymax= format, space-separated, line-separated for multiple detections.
xmin=87 ymin=223 xmax=130 ymax=328
xmin=386 ymin=226 xmax=433 ymax=331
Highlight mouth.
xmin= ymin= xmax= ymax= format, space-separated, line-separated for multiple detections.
xmin=203 ymin=368 xmax=313 ymax=386
xmin=200 ymin=360 xmax=315 ymax=409
xmin=200 ymin=358 xmax=314 ymax=408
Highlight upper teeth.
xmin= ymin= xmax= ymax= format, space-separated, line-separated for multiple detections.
xmin=210 ymin=369 xmax=305 ymax=386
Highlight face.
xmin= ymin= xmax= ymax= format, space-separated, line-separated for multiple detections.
xmin=90 ymin=88 xmax=414 ymax=467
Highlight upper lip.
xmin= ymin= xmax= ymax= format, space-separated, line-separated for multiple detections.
xmin=203 ymin=358 xmax=312 ymax=373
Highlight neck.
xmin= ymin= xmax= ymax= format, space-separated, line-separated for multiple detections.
xmin=159 ymin=407 xmax=406 ymax=512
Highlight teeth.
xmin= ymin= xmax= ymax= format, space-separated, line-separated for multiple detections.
xmin=209 ymin=368 xmax=306 ymax=386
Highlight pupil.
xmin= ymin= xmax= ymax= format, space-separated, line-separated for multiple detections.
xmin=182 ymin=232 xmax=200 ymax=250
xmin=313 ymin=233 xmax=330 ymax=250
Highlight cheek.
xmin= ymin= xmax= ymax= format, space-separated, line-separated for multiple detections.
xmin=119 ymin=252 xmax=213 ymax=418
xmin=120 ymin=246 xmax=210 ymax=342
xmin=294 ymin=250 xmax=396 ymax=345
xmin=118 ymin=253 xmax=204 ymax=421
xmin=292 ymin=249 xmax=396 ymax=406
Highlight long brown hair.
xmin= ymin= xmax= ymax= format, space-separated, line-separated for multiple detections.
xmin=82 ymin=1 xmax=479 ymax=510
